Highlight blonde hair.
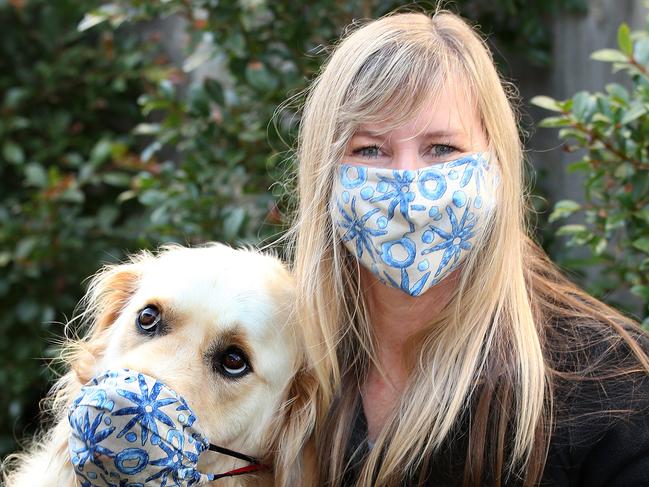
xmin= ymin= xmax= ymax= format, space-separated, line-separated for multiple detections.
xmin=287 ymin=8 xmax=649 ymax=487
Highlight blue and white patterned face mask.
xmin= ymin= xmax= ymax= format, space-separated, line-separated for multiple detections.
xmin=331 ymin=152 xmax=498 ymax=297
xmin=68 ymin=369 xmax=268 ymax=486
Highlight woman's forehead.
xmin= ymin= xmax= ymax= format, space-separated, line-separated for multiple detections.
xmin=353 ymin=83 xmax=482 ymax=141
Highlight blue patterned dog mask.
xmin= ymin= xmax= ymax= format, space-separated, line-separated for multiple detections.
xmin=68 ymin=369 xmax=268 ymax=486
xmin=332 ymin=152 xmax=498 ymax=297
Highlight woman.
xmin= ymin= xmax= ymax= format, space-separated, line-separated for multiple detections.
xmin=287 ymin=9 xmax=649 ymax=487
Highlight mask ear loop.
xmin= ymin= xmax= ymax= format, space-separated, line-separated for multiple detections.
xmin=206 ymin=444 xmax=270 ymax=480
xmin=208 ymin=444 xmax=259 ymax=464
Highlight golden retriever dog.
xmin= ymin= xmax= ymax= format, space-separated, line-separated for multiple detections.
xmin=2 ymin=243 xmax=314 ymax=486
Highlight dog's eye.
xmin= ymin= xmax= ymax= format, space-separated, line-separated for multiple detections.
xmin=136 ymin=305 xmax=161 ymax=333
xmin=218 ymin=347 xmax=250 ymax=379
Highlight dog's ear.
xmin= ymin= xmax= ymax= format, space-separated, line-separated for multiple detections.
xmin=266 ymin=365 xmax=318 ymax=487
xmin=87 ymin=263 xmax=141 ymax=332
xmin=71 ymin=261 xmax=142 ymax=383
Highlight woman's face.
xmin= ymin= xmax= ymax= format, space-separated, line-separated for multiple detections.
xmin=343 ymin=83 xmax=488 ymax=169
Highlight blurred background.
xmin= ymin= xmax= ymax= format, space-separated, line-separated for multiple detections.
xmin=1 ymin=0 xmax=648 ymax=457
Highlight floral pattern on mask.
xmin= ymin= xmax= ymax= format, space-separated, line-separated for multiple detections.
xmin=68 ymin=369 xmax=210 ymax=487
xmin=332 ymin=152 xmax=497 ymax=296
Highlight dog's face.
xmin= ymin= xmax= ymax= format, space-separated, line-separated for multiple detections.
xmin=78 ymin=244 xmax=298 ymax=474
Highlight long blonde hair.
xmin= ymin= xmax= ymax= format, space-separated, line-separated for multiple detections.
xmin=287 ymin=8 xmax=649 ymax=487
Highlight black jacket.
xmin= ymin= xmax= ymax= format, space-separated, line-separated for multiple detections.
xmin=341 ymin=324 xmax=649 ymax=486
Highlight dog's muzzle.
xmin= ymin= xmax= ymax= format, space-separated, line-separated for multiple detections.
xmin=67 ymin=369 xmax=267 ymax=486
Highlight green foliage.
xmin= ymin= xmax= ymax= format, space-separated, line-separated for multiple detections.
xmin=0 ymin=0 xmax=587 ymax=457
xmin=531 ymin=20 xmax=649 ymax=327
xmin=0 ymin=0 xmax=155 ymax=454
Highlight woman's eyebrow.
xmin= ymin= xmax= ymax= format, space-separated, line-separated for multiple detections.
xmin=416 ymin=129 xmax=464 ymax=139
xmin=353 ymin=129 xmax=464 ymax=139
xmin=353 ymin=130 xmax=387 ymax=138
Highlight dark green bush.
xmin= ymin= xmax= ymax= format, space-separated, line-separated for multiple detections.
xmin=0 ymin=0 xmax=156 ymax=454
xmin=532 ymin=21 xmax=649 ymax=327
xmin=0 ymin=0 xmax=586 ymax=456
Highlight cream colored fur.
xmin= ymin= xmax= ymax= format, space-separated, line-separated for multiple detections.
xmin=3 ymin=243 xmax=314 ymax=487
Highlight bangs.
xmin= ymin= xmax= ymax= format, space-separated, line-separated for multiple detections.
xmin=338 ymin=40 xmax=478 ymax=136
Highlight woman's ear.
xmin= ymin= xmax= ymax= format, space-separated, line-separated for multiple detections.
xmin=70 ymin=262 xmax=141 ymax=383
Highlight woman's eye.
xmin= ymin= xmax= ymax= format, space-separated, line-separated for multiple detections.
xmin=352 ymin=145 xmax=382 ymax=159
xmin=430 ymin=144 xmax=457 ymax=158
xmin=218 ymin=347 xmax=251 ymax=379
xmin=136 ymin=305 xmax=161 ymax=334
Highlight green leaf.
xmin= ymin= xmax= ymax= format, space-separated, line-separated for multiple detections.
xmin=81 ymin=4 xmax=127 ymax=30
xmin=133 ymin=123 xmax=160 ymax=135
xmin=15 ymin=237 xmax=37 ymax=259
xmin=117 ymin=190 xmax=137 ymax=204
xmin=141 ymin=141 xmax=161 ymax=162
xmin=78 ymin=12 xmax=108 ymax=32
xmin=572 ymin=91 xmax=594 ymax=121
xmin=604 ymin=213 xmax=626 ymax=232
xmin=3 ymin=87 xmax=28 ymax=109
xmin=634 ymin=38 xmax=649 ymax=65
xmin=110 ymin=142 xmax=128 ymax=160
xmin=549 ymin=200 xmax=581 ymax=223
xmin=16 ymin=299 xmax=40 ymax=323
xmin=617 ymin=23 xmax=632 ymax=56
xmin=567 ymin=159 xmax=590 ymax=173
xmin=90 ymin=139 xmax=113 ymax=167
xmin=620 ymin=101 xmax=646 ymax=125
xmin=60 ymin=187 xmax=84 ymax=203
xmin=102 ymin=173 xmax=132 ymax=187
xmin=2 ymin=141 xmax=25 ymax=165
xmin=640 ymin=258 xmax=649 ymax=272
xmin=605 ymin=83 xmax=629 ymax=102
xmin=631 ymin=285 xmax=649 ymax=300
xmin=245 ymin=62 xmax=278 ymax=92
xmin=556 ymin=99 xmax=574 ymax=112
xmin=24 ymin=163 xmax=48 ymax=187
xmin=556 ymin=224 xmax=588 ymax=236
xmin=139 ymin=189 xmax=166 ymax=206
xmin=158 ymin=80 xmax=174 ymax=99
xmin=538 ymin=116 xmax=571 ymax=128
xmin=632 ymin=237 xmax=649 ymax=254
xmin=530 ymin=95 xmax=562 ymax=112
xmin=204 ymin=78 xmax=225 ymax=105
xmin=591 ymin=113 xmax=611 ymax=124
xmin=614 ymin=162 xmax=634 ymax=179
xmin=635 ymin=208 xmax=649 ymax=224
xmin=558 ymin=128 xmax=587 ymax=142
xmin=223 ymin=207 xmax=246 ymax=240
xmin=593 ymin=237 xmax=608 ymax=256
xmin=97 ymin=206 xmax=119 ymax=230
xmin=591 ymin=49 xmax=628 ymax=63
xmin=183 ymin=45 xmax=216 ymax=72
xmin=188 ymin=88 xmax=210 ymax=117
xmin=150 ymin=204 xmax=169 ymax=225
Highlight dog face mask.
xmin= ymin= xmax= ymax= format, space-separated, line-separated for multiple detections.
xmin=331 ymin=152 xmax=498 ymax=296
xmin=68 ymin=369 xmax=267 ymax=486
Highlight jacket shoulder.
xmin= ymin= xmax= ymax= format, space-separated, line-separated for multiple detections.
xmin=543 ymin=319 xmax=649 ymax=486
